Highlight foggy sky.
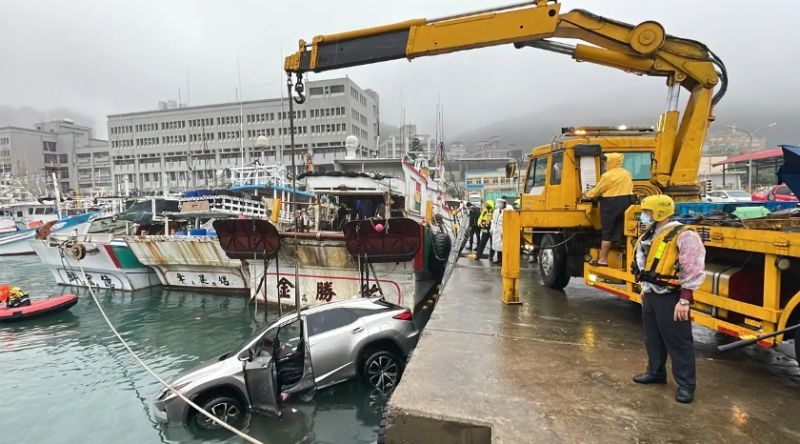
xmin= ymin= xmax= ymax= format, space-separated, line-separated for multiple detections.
xmin=1 ymin=0 xmax=797 ymax=145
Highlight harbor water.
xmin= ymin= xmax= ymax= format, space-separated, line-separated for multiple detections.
xmin=0 ymin=256 xmax=388 ymax=443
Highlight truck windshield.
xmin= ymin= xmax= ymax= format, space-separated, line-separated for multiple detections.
xmin=604 ymin=152 xmax=651 ymax=180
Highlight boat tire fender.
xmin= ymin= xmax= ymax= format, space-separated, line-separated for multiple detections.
xmin=69 ymin=243 xmax=87 ymax=261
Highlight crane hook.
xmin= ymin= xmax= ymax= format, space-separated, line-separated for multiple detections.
xmin=288 ymin=73 xmax=306 ymax=105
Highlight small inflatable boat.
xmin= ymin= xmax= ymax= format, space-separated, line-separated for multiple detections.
xmin=0 ymin=293 xmax=78 ymax=323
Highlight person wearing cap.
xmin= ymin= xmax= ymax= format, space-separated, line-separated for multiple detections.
xmin=474 ymin=200 xmax=494 ymax=259
xmin=584 ymin=153 xmax=635 ymax=266
xmin=490 ymin=198 xmax=508 ymax=265
xmin=631 ymin=194 xmax=705 ymax=404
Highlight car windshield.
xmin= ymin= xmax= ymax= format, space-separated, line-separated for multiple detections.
xmin=234 ymin=324 xmax=278 ymax=356
xmin=727 ymin=191 xmax=750 ymax=197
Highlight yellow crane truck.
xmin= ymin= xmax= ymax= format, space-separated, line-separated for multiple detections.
xmin=282 ymin=1 xmax=798 ymax=362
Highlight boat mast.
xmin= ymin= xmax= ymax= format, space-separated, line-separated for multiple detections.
xmin=51 ymin=172 xmax=62 ymax=220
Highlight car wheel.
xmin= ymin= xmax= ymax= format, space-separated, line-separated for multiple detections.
xmin=192 ymin=394 xmax=245 ymax=431
xmin=538 ymin=233 xmax=570 ymax=290
xmin=362 ymin=350 xmax=402 ymax=394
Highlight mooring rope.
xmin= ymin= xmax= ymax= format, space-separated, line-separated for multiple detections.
xmin=74 ymin=261 xmax=265 ymax=444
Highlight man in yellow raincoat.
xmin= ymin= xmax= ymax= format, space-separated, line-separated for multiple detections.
xmin=474 ymin=200 xmax=494 ymax=259
xmin=584 ymin=153 xmax=635 ymax=266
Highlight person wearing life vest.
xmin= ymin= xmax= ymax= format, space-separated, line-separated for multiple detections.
xmin=6 ymin=286 xmax=31 ymax=308
xmin=474 ymin=200 xmax=494 ymax=260
xmin=631 ymin=194 xmax=705 ymax=404
xmin=584 ymin=153 xmax=635 ymax=266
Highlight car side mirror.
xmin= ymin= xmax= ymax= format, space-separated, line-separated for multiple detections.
xmin=238 ymin=348 xmax=253 ymax=362
xmin=505 ymin=162 xmax=517 ymax=179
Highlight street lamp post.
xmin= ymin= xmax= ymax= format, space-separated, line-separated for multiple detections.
xmin=725 ymin=122 xmax=777 ymax=191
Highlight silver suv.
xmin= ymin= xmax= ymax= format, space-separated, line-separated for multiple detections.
xmin=153 ymin=297 xmax=419 ymax=430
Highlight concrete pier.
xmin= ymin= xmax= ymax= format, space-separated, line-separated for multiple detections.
xmin=387 ymin=260 xmax=800 ymax=443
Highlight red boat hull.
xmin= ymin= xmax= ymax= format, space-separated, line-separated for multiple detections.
xmin=0 ymin=294 xmax=78 ymax=323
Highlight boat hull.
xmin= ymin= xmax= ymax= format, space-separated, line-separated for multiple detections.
xmin=249 ymin=238 xmax=428 ymax=310
xmin=125 ymin=236 xmax=248 ymax=292
xmin=29 ymin=236 xmax=160 ymax=291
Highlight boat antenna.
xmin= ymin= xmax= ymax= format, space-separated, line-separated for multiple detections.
xmin=237 ymin=54 xmax=245 ymax=175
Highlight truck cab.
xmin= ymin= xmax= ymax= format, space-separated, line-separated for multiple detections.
xmin=515 ymin=126 xmax=657 ymax=287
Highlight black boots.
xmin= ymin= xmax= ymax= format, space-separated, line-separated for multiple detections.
xmin=632 ymin=373 xmax=667 ymax=384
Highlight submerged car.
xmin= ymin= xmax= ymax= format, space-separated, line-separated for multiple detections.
xmin=153 ymin=297 xmax=418 ymax=430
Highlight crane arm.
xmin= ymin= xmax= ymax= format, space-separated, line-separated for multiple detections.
xmin=284 ymin=1 xmax=727 ymax=191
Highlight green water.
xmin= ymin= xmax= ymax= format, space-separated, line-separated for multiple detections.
xmin=0 ymin=256 xmax=387 ymax=444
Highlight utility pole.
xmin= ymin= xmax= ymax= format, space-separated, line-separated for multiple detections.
xmin=726 ymin=122 xmax=778 ymax=191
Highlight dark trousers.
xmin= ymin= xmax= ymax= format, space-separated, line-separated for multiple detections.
xmin=642 ymin=291 xmax=696 ymax=391
xmin=475 ymin=230 xmax=491 ymax=258
xmin=468 ymin=226 xmax=480 ymax=249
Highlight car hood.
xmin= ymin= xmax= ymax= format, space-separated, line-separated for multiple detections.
xmin=171 ymin=354 xmax=239 ymax=386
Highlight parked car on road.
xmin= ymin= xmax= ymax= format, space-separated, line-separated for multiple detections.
xmin=705 ymin=189 xmax=752 ymax=202
xmin=154 ymin=297 xmax=418 ymax=430
xmin=751 ymin=184 xmax=798 ymax=202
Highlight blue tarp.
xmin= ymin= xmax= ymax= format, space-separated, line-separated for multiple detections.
xmin=778 ymin=145 xmax=800 ymax=198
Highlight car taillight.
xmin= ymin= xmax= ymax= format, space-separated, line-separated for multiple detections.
xmin=393 ymin=310 xmax=413 ymax=321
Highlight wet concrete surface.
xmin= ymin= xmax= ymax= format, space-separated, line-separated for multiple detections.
xmin=388 ymin=259 xmax=800 ymax=443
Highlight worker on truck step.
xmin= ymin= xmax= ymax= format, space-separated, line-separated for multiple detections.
xmin=584 ymin=153 xmax=635 ymax=266
xmin=631 ymin=195 xmax=705 ymax=404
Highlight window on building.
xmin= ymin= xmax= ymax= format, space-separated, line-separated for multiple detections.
xmin=330 ymin=84 xmax=344 ymax=94
xmin=309 ymin=87 xmax=324 ymax=96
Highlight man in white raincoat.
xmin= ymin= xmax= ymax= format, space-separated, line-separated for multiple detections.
xmin=491 ymin=198 xmax=507 ymax=265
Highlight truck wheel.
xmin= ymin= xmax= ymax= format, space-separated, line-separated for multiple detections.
xmin=539 ymin=234 xmax=570 ymax=290
xmin=795 ymin=327 xmax=799 ymax=366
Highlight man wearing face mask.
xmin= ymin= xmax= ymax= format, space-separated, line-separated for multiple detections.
xmin=631 ymin=194 xmax=705 ymax=404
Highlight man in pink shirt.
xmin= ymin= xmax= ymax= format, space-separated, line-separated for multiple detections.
xmin=631 ymin=195 xmax=705 ymax=404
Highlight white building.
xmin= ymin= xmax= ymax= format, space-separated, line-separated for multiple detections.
xmin=0 ymin=119 xmax=110 ymax=195
xmin=107 ymin=77 xmax=380 ymax=194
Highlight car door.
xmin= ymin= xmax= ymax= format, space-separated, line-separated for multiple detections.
xmin=274 ymin=316 xmax=316 ymax=397
xmin=242 ymin=327 xmax=281 ymax=417
xmin=524 ymin=155 xmax=549 ymax=211
xmin=306 ymin=308 xmax=365 ymax=387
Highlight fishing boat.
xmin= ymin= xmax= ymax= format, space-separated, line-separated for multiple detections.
xmin=0 ymin=211 xmax=100 ymax=256
xmin=0 ymin=174 xmax=103 ymax=256
xmin=29 ymin=216 xmax=161 ymax=291
xmin=214 ymin=157 xmax=457 ymax=311
xmin=123 ymin=163 xmax=313 ymax=292
xmin=124 ymin=202 xmax=254 ymax=293
xmin=28 ymin=199 xmax=178 ymax=291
